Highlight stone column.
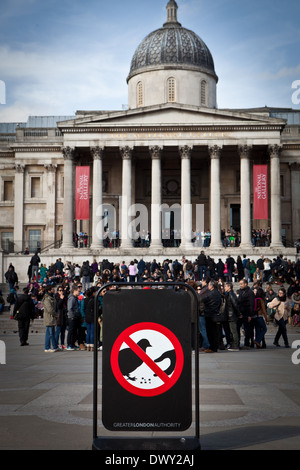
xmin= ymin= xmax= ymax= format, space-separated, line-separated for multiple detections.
xmin=239 ymin=145 xmax=252 ymax=249
xmin=44 ymin=163 xmax=57 ymax=246
xmin=13 ymin=163 xmax=25 ymax=253
xmin=180 ymin=145 xmax=193 ymax=250
xmin=149 ymin=146 xmax=163 ymax=249
xmin=120 ymin=146 xmax=133 ymax=248
xmin=269 ymin=145 xmax=283 ymax=248
xmin=61 ymin=147 xmax=75 ymax=249
xmin=209 ymin=145 xmax=223 ymax=249
xmin=90 ymin=146 xmax=104 ymax=250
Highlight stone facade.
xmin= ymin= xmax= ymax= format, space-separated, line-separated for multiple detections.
xmin=0 ymin=2 xmax=299 ymax=282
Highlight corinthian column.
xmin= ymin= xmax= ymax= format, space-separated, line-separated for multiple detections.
xmin=44 ymin=163 xmax=57 ymax=246
xmin=90 ymin=147 xmax=104 ymax=250
xmin=14 ymin=163 xmax=25 ymax=253
xmin=150 ymin=146 xmax=163 ymax=249
xmin=269 ymin=145 xmax=283 ymax=247
xmin=239 ymin=145 xmax=252 ymax=248
xmin=209 ymin=145 xmax=222 ymax=249
xmin=180 ymin=145 xmax=193 ymax=250
xmin=120 ymin=146 xmax=133 ymax=248
xmin=61 ymin=147 xmax=75 ymax=249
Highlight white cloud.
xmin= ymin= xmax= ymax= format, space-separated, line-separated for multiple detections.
xmin=0 ymin=43 xmax=130 ymax=121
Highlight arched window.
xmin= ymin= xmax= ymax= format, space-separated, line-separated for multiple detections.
xmin=201 ymin=80 xmax=207 ymax=106
xmin=137 ymin=81 xmax=143 ymax=107
xmin=167 ymin=77 xmax=176 ymax=103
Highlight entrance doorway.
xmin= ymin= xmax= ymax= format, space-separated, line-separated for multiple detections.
xmin=230 ymin=204 xmax=241 ymax=232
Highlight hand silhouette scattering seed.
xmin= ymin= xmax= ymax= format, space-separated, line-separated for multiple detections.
xmin=118 ymin=339 xmax=152 ymax=381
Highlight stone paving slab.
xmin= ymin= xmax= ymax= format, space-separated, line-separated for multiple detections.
xmin=1 ymin=331 xmax=300 ymax=450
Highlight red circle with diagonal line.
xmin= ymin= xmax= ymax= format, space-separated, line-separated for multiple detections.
xmin=110 ymin=322 xmax=184 ymax=397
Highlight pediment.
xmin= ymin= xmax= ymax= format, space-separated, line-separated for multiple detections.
xmin=58 ymin=103 xmax=286 ymax=131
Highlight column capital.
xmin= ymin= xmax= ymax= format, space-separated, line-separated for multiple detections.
xmin=44 ymin=163 xmax=57 ymax=172
xmin=290 ymin=162 xmax=300 ymax=171
xmin=268 ymin=144 xmax=282 ymax=158
xmin=62 ymin=146 xmax=75 ymax=161
xmin=120 ymin=146 xmax=133 ymax=160
xmin=149 ymin=146 xmax=163 ymax=159
xmin=179 ymin=145 xmax=193 ymax=159
xmin=238 ymin=144 xmax=252 ymax=159
xmin=91 ymin=146 xmax=104 ymax=160
xmin=14 ymin=163 xmax=25 ymax=173
xmin=208 ymin=144 xmax=222 ymax=159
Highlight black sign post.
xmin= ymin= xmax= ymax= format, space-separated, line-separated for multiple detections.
xmin=92 ymin=282 xmax=200 ymax=452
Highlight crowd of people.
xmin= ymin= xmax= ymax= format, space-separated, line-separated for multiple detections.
xmin=2 ymin=251 xmax=300 ymax=353
xmin=69 ymin=228 xmax=274 ymax=250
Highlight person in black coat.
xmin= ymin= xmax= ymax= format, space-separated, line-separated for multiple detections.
xmin=224 ymin=282 xmax=241 ymax=350
xmin=55 ymin=287 xmax=68 ymax=349
xmin=13 ymin=287 xmax=35 ymax=346
xmin=84 ymin=287 xmax=98 ymax=351
xmin=202 ymin=280 xmax=222 ymax=353
xmin=237 ymin=279 xmax=255 ymax=348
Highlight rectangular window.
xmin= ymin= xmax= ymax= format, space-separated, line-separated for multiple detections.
xmin=4 ymin=181 xmax=13 ymax=201
xmin=137 ymin=82 xmax=143 ymax=107
xmin=1 ymin=232 xmax=13 ymax=252
xmin=280 ymin=175 xmax=285 ymax=197
xmin=29 ymin=229 xmax=41 ymax=252
xmin=168 ymin=78 xmax=176 ymax=103
xmin=31 ymin=177 xmax=41 ymax=198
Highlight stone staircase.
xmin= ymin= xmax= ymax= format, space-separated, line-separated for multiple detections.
xmin=0 ymin=283 xmax=44 ymax=336
xmin=0 ymin=308 xmax=44 ymax=335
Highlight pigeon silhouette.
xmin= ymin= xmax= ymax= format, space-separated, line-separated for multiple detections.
xmin=154 ymin=349 xmax=176 ymax=376
xmin=118 ymin=338 xmax=152 ymax=381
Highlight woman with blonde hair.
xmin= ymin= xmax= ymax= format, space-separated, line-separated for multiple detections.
xmin=267 ymin=288 xmax=290 ymax=348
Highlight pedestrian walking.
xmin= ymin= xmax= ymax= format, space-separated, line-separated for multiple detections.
xmin=237 ymin=279 xmax=255 ymax=349
xmin=13 ymin=287 xmax=35 ymax=346
xmin=267 ymin=288 xmax=291 ymax=348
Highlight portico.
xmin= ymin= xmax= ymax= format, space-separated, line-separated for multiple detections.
xmin=58 ymin=105 xmax=286 ymax=254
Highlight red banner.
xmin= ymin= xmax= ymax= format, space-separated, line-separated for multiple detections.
xmin=253 ymin=165 xmax=268 ymax=220
xmin=75 ymin=166 xmax=90 ymax=220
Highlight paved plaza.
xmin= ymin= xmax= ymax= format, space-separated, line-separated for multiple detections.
xmin=1 ymin=315 xmax=300 ymax=450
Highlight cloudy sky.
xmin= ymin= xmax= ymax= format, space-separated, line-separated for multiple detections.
xmin=0 ymin=0 xmax=299 ymax=122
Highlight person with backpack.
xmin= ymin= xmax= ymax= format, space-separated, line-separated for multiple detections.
xmin=5 ymin=265 xmax=18 ymax=290
xmin=81 ymin=261 xmax=91 ymax=292
xmin=30 ymin=251 xmax=41 ymax=282
xmin=13 ymin=287 xmax=35 ymax=346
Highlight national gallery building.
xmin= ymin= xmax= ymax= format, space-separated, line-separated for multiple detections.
xmin=0 ymin=1 xmax=299 ymax=278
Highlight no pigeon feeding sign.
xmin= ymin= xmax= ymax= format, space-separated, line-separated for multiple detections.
xmin=110 ymin=322 xmax=184 ymax=397
xmin=101 ymin=288 xmax=192 ymax=432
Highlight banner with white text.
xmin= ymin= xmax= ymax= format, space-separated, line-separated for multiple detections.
xmin=253 ymin=164 xmax=268 ymax=220
xmin=75 ymin=166 xmax=90 ymax=220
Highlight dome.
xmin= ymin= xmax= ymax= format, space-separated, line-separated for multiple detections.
xmin=127 ymin=1 xmax=217 ymax=82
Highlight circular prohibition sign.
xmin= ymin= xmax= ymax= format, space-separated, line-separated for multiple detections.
xmin=110 ymin=322 xmax=184 ymax=397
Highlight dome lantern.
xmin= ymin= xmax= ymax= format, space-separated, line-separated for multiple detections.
xmin=164 ymin=0 xmax=181 ymax=27
xmin=127 ymin=1 xmax=218 ymax=109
